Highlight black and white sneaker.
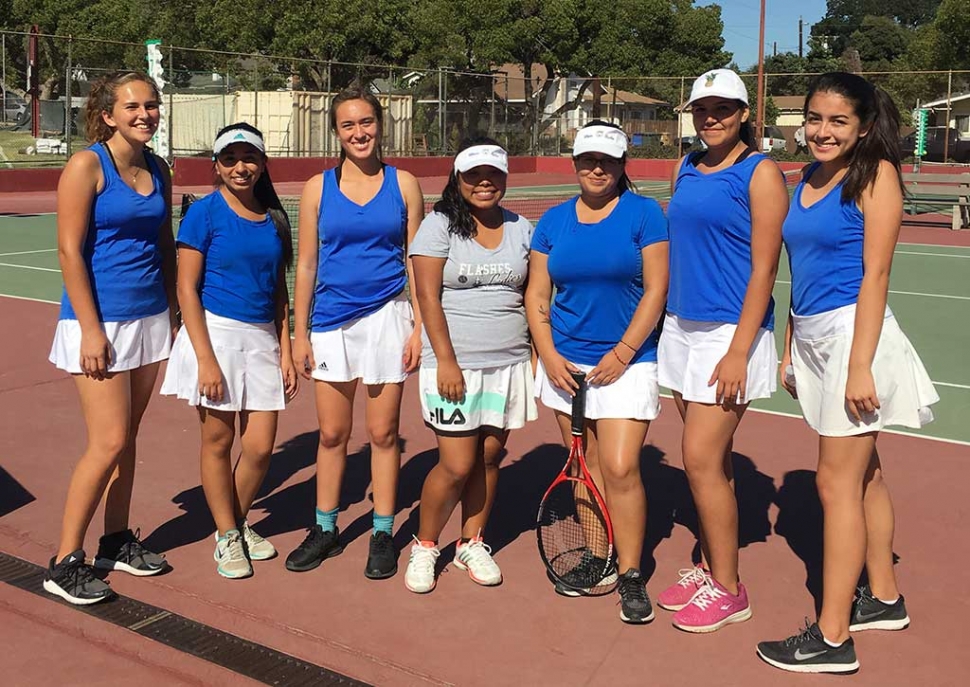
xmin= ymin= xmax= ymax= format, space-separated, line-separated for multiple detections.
xmin=94 ymin=528 xmax=166 ymax=576
xmin=364 ymin=531 xmax=398 ymax=579
xmin=43 ymin=550 xmax=114 ymax=606
xmin=285 ymin=525 xmax=343 ymax=572
xmin=757 ymin=621 xmax=860 ymax=674
xmin=850 ymin=585 xmax=910 ymax=631
xmin=616 ymin=569 xmax=655 ymax=623
xmin=551 ymin=551 xmax=618 ymax=597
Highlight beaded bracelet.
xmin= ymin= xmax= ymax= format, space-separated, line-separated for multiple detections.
xmin=612 ymin=348 xmax=630 ymax=366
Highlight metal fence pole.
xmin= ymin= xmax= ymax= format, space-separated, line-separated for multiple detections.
xmin=437 ymin=67 xmax=444 ymax=154
xmin=489 ymin=74 xmax=496 ymax=139
xmin=64 ymin=36 xmax=72 ymax=157
xmin=325 ymin=60 xmax=332 ymax=157
xmin=2 ymin=34 xmax=6 ymax=126
xmin=167 ymin=46 xmax=174 ymax=162
xmin=943 ymin=70 xmax=953 ymax=162
xmin=504 ymin=73 xmax=509 ymax=150
xmin=677 ymin=76 xmax=685 ymax=146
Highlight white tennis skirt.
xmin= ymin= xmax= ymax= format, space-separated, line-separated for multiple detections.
xmin=49 ymin=310 xmax=172 ymax=374
xmin=790 ymin=304 xmax=939 ymax=437
xmin=310 ymin=294 xmax=413 ymax=385
xmin=419 ymin=359 xmax=537 ymax=433
xmin=160 ymin=311 xmax=285 ymax=412
xmin=658 ymin=314 xmax=778 ymax=404
xmin=535 ymin=358 xmax=661 ymax=421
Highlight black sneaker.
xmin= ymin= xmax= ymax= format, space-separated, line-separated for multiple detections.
xmin=364 ymin=531 xmax=398 ymax=580
xmin=43 ymin=550 xmax=114 ymax=606
xmin=616 ymin=569 xmax=655 ymax=623
xmin=551 ymin=551 xmax=618 ymax=597
xmin=757 ymin=621 xmax=860 ymax=674
xmin=285 ymin=525 xmax=343 ymax=572
xmin=850 ymin=585 xmax=910 ymax=632
xmin=94 ymin=528 xmax=166 ymax=576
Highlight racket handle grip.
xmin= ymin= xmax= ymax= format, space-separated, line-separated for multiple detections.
xmin=570 ymin=371 xmax=587 ymax=436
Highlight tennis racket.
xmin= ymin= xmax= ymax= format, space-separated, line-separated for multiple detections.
xmin=536 ymin=371 xmax=616 ymax=592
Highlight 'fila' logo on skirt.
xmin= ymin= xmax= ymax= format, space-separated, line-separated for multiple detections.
xmin=430 ymin=408 xmax=466 ymax=426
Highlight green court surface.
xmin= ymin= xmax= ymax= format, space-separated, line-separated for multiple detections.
xmin=2 ymin=207 xmax=967 ymax=444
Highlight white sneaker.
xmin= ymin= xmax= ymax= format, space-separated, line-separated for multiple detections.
xmin=214 ymin=530 xmax=253 ymax=579
xmin=453 ymin=536 xmax=502 ymax=586
xmin=404 ymin=538 xmax=440 ymax=594
xmin=241 ymin=520 xmax=276 ymax=561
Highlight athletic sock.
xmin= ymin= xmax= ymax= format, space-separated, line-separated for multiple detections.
xmin=372 ymin=513 xmax=394 ymax=535
xmin=316 ymin=507 xmax=338 ymax=533
xmin=878 ymin=596 xmax=900 ymax=605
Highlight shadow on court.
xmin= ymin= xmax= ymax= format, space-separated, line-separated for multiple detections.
xmin=640 ymin=450 xmax=777 ymax=581
xmin=143 ymin=430 xmax=322 ymax=553
xmin=774 ymin=469 xmax=824 ymax=613
xmin=0 ymin=465 xmax=35 ymax=518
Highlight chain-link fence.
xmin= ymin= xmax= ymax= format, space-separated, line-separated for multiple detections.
xmin=2 ymin=29 xmax=969 ymax=167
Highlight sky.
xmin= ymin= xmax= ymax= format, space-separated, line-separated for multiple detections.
xmin=702 ymin=0 xmax=830 ymax=70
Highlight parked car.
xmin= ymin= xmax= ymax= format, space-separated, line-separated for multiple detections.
xmin=2 ymin=89 xmax=26 ymax=124
xmin=902 ymin=127 xmax=970 ymax=163
xmin=761 ymin=125 xmax=787 ymax=153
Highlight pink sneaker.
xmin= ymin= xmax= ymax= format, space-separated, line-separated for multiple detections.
xmin=671 ymin=578 xmax=752 ymax=633
xmin=657 ymin=566 xmax=710 ymax=611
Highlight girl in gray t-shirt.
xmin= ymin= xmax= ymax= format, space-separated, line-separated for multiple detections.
xmin=405 ymin=138 xmax=537 ymax=594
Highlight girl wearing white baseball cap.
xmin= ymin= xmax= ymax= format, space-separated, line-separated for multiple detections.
xmin=404 ymin=137 xmax=536 ymax=593
xmin=526 ymin=120 xmax=669 ymax=624
xmin=656 ymin=69 xmax=789 ymax=633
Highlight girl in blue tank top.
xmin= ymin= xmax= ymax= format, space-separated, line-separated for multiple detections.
xmin=759 ymin=73 xmax=938 ymax=675
xmin=288 ymin=87 xmax=425 ymax=579
xmin=656 ymin=69 xmax=789 ymax=634
xmin=44 ymin=72 xmax=177 ymax=606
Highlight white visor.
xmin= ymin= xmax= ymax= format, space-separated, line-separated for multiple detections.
xmin=213 ymin=129 xmax=265 ymax=157
xmin=572 ymin=125 xmax=628 ymax=159
xmin=454 ymin=145 xmax=509 ymax=174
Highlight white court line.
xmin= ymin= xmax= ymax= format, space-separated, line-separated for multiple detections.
xmin=658 ymin=392 xmax=970 ymax=447
xmin=899 ymin=241 xmax=970 ymax=250
xmin=0 ymin=262 xmax=59 ymax=273
xmin=933 ymin=381 xmax=970 ymax=390
xmin=774 ymin=280 xmax=970 ymax=302
xmin=0 ymin=293 xmax=58 ymax=305
xmin=895 ymin=250 xmax=970 ymax=259
xmin=0 ymin=248 xmax=58 ymax=258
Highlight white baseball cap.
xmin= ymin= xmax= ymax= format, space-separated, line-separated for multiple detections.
xmin=454 ymin=144 xmax=509 ymax=174
xmin=687 ymin=69 xmax=749 ymax=107
xmin=572 ymin=125 xmax=628 ymax=159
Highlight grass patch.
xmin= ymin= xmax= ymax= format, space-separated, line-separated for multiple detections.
xmin=0 ymin=128 xmax=68 ymax=168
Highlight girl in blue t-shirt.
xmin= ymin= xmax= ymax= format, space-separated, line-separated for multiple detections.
xmin=286 ymin=87 xmax=425 ymax=580
xmin=656 ymin=69 xmax=789 ymax=634
xmin=161 ymin=123 xmax=297 ymax=580
xmin=525 ymin=120 xmax=669 ymax=624
xmin=757 ymin=73 xmax=937 ymax=675
xmin=45 ymin=72 xmax=177 ymax=606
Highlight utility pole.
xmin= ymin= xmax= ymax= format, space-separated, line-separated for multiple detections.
xmin=755 ymin=0 xmax=766 ymax=146
xmin=773 ymin=42 xmax=777 ymax=56
xmin=799 ymin=17 xmax=803 ymax=58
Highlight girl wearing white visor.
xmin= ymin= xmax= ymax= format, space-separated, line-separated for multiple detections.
xmin=161 ymin=122 xmax=298 ymax=579
xmin=526 ymin=120 xmax=669 ymax=624
xmin=656 ymin=68 xmax=788 ymax=633
xmin=404 ymin=138 xmax=536 ymax=593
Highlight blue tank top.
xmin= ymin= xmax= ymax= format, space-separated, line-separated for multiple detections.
xmin=666 ymin=152 xmax=775 ymax=330
xmin=59 ymin=143 xmax=169 ymax=322
xmin=312 ymin=165 xmax=408 ymax=331
xmin=783 ymin=163 xmax=864 ymax=317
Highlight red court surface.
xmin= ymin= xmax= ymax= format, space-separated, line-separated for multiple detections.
xmin=1 ymin=295 xmax=968 ymax=686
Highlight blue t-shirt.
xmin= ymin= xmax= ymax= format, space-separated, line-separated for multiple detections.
xmin=176 ymin=191 xmax=283 ymax=324
xmin=312 ymin=165 xmax=408 ymax=331
xmin=531 ymin=192 xmax=668 ymax=365
xmin=783 ymin=163 xmax=865 ymax=317
xmin=59 ymin=143 xmax=169 ymax=322
xmin=666 ymin=152 xmax=775 ymax=330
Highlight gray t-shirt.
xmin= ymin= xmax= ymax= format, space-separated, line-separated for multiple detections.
xmin=409 ymin=209 xmax=533 ymax=369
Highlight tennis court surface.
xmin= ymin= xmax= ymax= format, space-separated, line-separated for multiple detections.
xmin=1 ymin=182 xmax=968 ymax=685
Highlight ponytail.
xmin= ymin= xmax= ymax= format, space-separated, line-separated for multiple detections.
xmin=804 ymin=72 xmax=904 ymax=203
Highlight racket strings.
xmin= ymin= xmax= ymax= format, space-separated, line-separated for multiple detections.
xmin=537 ymin=478 xmax=612 ymax=588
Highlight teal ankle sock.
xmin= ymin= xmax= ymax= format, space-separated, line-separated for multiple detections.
xmin=372 ymin=513 xmax=394 ymax=535
xmin=316 ymin=507 xmax=338 ymax=533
